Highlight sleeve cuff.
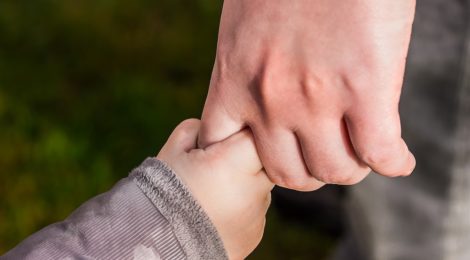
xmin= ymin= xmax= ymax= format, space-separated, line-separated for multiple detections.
xmin=131 ymin=157 xmax=228 ymax=260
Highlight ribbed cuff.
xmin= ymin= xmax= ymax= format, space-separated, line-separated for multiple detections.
xmin=131 ymin=158 xmax=228 ymax=260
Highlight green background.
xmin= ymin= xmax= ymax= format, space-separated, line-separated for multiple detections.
xmin=0 ymin=1 xmax=338 ymax=258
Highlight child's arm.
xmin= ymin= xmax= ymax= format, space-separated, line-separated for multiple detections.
xmin=3 ymin=119 xmax=273 ymax=260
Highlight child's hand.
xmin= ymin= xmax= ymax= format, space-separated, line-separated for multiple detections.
xmin=157 ymin=119 xmax=274 ymax=259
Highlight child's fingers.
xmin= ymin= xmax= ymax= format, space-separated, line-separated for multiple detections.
xmin=256 ymin=169 xmax=275 ymax=194
xmin=205 ymin=128 xmax=263 ymax=175
xmin=255 ymin=169 xmax=274 ymax=214
xmin=159 ymin=119 xmax=200 ymax=156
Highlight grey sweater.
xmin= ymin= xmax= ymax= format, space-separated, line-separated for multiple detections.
xmin=1 ymin=158 xmax=228 ymax=260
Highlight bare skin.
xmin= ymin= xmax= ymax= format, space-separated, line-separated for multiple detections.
xmin=199 ymin=0 xmax=417 ymax=191
xmin=157 ymin=119 xmax=273 ymax=259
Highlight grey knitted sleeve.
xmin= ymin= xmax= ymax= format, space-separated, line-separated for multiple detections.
xmin=2 ymin=157 xmax=228 ymax=260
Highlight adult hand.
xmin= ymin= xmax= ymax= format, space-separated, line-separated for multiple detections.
xmin=199 ymin=0 xmax=417 ymax=191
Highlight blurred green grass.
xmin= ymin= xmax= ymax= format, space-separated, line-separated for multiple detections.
xmin=0 ymin=1 xmax=336 ymax=258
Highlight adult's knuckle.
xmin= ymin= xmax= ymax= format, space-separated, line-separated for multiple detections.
xmin=343 ymin=168 xmax=369 ymax=185
xmin=268 ymin=172 xmax=309 ymax=191
xmin=315 ymin=170 xmax=352 ymax=185
xmin=334 ymin=172 xmax=357 ymax=185
xmin=300 ymin=71 xmax=328 ymax=100
xmin=358 ymin=147 xmax=395 ymax=169
xmin=258 ymin=76 xmax=280 ymax=107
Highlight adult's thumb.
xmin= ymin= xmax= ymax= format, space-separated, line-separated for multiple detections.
xmin=199 ymin=86 xmax=244 ymax=149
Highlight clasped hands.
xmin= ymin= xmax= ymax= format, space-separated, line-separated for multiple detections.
xmin=159 ymin=0 xmax=417 ymax=258
xmin=199 ymin=0 xmax=416 ymax=191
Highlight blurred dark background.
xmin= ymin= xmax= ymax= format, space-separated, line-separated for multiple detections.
xmin=0 ymin=1 xmax=344 ymax=258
